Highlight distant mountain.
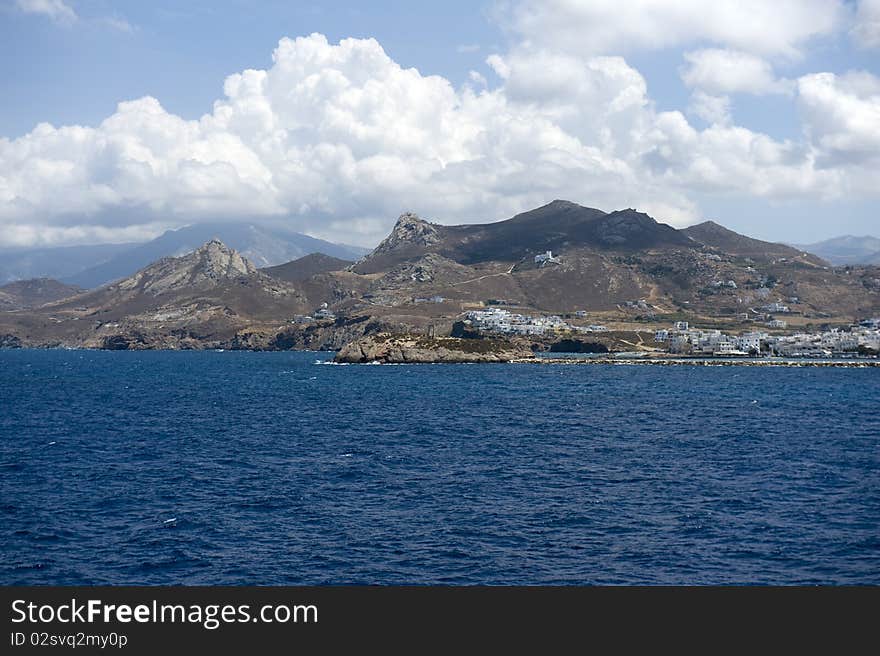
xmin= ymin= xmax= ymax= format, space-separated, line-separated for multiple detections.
xmin=0 ymin=278 xmax=84 ymax=310
xmin=0 ymin=243 xmax=138 ymax=285
xmin=262 ymin=253 xmax=353 ymax=283
xmin=7 ymin=240 xmax=312 ymax=349
xmin=55 ymin=239 xmax=307 ymax=315
xmin=3 ymin=201 xmax=878 ymax=350
xmin=349 ymin=201 xmax=870 ymax=316
xmin=683 ymin=221 xmax=826 ymax=266
xmin=794 ymin=236 xmax=880 ymax=266
xmin=353 ymin=200 xmax=691 ymax=274
xmin=64 ymin=223 xmax=369 ymax=289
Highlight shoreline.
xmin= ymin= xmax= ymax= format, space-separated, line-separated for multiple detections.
xmin=517 ymin=356 xmax=880 ymax=367
xmin=2 ymin=346 xmax=878 ymax=367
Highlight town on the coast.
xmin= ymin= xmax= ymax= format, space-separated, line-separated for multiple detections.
xmin=462 ymin=307 xmax=880 ymax=357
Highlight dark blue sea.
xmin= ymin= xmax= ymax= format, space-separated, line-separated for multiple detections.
xmin=1 ymin=350 xmax=878 ymax=585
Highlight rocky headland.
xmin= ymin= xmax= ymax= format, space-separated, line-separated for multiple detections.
xmin=334 ymin=333 xmax=534 ymax=363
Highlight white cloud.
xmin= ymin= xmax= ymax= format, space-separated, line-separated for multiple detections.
xmin=798 ymin=71 xmax=880 ymax=166
xmin=468 ymin=70 xmax=488 ymax=87
xmin=1 ymin=32 xmax=878 ymax=248
xmin=0 ymin=222 xmax=168 ymax=249
xmin=852 ymin=0 xmax=880 ymax=48
xmin=688 ymin=91 xmax=731 ymax=125
xmin=15 ymin=0 xmax=77 ymax=24
xmin=15 ymin=0 xmax=135 ymax=33
xmin=681 ymin=49 xmax=793 ymax=95
xmin=499 ymin=0 xmax=846 ymax=58
xmin=485 ymin=53 xmax=509 ymax=79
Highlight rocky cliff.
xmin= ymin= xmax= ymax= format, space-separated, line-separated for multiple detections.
xmin=335 ymin=333 xmax=534 ymax=363
xmin=352 ymin=212 xmax=442 ymax=274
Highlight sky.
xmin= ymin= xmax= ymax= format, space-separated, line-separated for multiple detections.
xmin=0 ymin=0 xmax=878 ymax=249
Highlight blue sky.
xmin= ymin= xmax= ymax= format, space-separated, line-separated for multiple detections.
xmin=0 ymin=1 xmax=501 ymax=136
xmin=1 ymin=0 xmax=878 ymax=248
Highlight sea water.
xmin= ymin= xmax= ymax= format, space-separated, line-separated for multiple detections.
xmin=1 ymin=349 xmax=877 ymax=584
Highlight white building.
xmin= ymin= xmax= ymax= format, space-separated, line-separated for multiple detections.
xmin=464 ymin=308 xmax=577 ymax=336
xmin=713 ymin=338 xmax=739 ymax=356
xmin=735 ymin=333 xmax=764 ymax=353
xmin=534 ymin=250 xmax=561 ymax=266
xmin=859 ymin=331 xmax=880 ymax=351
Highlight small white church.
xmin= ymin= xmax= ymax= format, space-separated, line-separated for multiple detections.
xmin=534 ymin=250 xmax=561 ymax=266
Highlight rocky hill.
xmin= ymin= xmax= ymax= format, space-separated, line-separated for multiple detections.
xmin=683 ymin=221 xmax=825 ymax=265
xmin=64 ymin=223 xmax=369 ymax=288
xmin=345 ymin=201 xmax=874 ymax=319
xmin=0 ymin=278 xmax=84 ymax=311
xmin=335 ymin=333 xmax=534 ymax=363
xmin=262 ymin=253 xmax=353 ymax=282
xmin=352 ymin=200 xmax=692 ymax=273
xmin=2 ymin=201 xmax=879 ymax=351
xmin=0 ymin=240 xmax=312 ymax=349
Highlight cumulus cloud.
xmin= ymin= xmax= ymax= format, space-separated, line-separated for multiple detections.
xmin=852 ymin=0 xmax=880 ymax=48
xmin=498 ymin=0 xmax=846 ymax=58
xmin=681 ymin=49 xmax=793 ymax=96
xmin=798 ymin=71 xmax=880 ymax=167
xmin=468 ymin=70 xmax=488 ymax=87
xmin=15 ymin=0 xmax=76 ymax=24
xmin=1 ymin=32 xmax=878 ymax=248
xmin=688 ymin=91 xmax=732 ymax=126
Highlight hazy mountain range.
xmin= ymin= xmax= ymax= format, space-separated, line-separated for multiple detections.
xmin=1 ymin=200 xmax=878 ymax=350
xmin=794 ymin=236 xmax=880 ymax=266
xmin=0 ymin=223 xmax=369 ymax=287
xmin=3 ymin=214 xmax=877 ymax=289
xmin=0 ymin=278 xmax=84 ymax=311
xmin=0 ymin=243 xmax=138 ymax=286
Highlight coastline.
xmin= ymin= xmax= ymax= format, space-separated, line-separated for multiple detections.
xmin=2 ymin=345 xmax=879 ymax=366
xmin=516 ymin=356 xmax=880 ymax=367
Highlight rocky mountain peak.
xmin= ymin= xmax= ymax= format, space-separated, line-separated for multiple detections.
xmin=362 ymin=212 xmax=442 ymax=258
xmin=194 ymin=239 xmax=257 ymax=279
xmin=545 ymin=199 xmax=581 ymax=210
xmin=114 ymin=239 xmax=258 ymax=295
xmin=350 ymin=212 xmax=445 ymax=274
xmin=592 ymin=208 xmax=687 ymax=248
xmin=384 ymin=212 xmax=440 ymax=246
xmin=688 ymin=220 xmax=726 ymax=234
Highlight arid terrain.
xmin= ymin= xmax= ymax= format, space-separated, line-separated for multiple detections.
xmin=2 ymin=200 xmax=878 ymax=351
